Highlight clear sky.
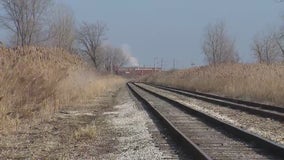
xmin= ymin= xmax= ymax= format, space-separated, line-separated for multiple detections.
xmin=1 ymin=0 xmax=284 ymax=69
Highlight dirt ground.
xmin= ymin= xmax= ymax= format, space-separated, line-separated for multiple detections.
xmin=0 ymin=84 xmax=171 ymax=159
xmin=0 ymin=85 xmax=121 ymax=159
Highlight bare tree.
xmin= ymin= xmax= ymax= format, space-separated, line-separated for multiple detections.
xmin=103 ymin=45 xmax=115 ymax=73
xmin=274 ymin=36 xmax=284 ymax=59
xmin=202 ymin=22 xmax=239 ymax=65
xmin=112 ymin=47 xmax=129 ymax=72
xmin=251 ymin=31 xmax=280 ymax=64
xmin=0 ymin=0 xmax=52 ymax=46
xmin=96 ymin=45 xmax=129 ymax=73
xmin=48 ymin=4 xmax=75 ymax=51
xmin=273 ymin=28 xmax=284 ymax=61
xmin=77 ymin=22 xmax=107 ymax=67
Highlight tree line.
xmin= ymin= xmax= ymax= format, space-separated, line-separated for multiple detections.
xmin=1 ymin=0 xmax=281 ymax=68
xmin=0 ymin=0 xmax=130 ymax=72
xmin=202 ymin=21 xmax=284 ymax=65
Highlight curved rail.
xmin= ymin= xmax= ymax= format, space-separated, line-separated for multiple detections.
xmin=129 ymin=82 xmax=284 ymax=159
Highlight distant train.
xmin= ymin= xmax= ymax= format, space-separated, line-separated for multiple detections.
xmin=117 ymin=67 xmax=162 ymax=78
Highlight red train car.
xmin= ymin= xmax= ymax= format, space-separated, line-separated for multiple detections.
xmin=117 ymin=67 xmax=162 ymax=78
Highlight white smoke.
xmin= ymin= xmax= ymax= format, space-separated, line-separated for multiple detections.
xmin=121 ymin=44 xmax=139 ymax=67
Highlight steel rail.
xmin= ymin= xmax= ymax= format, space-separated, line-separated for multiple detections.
xmin=145 ymin=83 xmax=284 ymax=121
xmin=132 ymin=82 xmax=284 ymax=159
xmin=127 ymin=83 xmax=212 ymax=160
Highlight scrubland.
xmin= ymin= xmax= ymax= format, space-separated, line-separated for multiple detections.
xmin=142 ymin=63 xmax=284 ymax=106
xmin=0 ymin=47 xmax=124 ymax=134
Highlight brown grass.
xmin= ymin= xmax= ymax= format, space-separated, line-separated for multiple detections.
xmin=142 ymin=63 xmax=284 ymax=106
xmin=73 ymin=125 xmax=97 ymax=140
xmin=0 ymin=47 xmax=124 ymax=134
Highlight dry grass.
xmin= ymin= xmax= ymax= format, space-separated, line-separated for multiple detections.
xmin=142 ymin=63 xmax=284 ymax=106
xmin=73 ymin=125 xmax=97 ymax=140
xmin=57 ymin=70 xmax=124 ymax=106
xmin=0 ymin=47 xmax=124 ymax=134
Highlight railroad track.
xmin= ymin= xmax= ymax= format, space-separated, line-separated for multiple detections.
xmin=145 ymin=83 xmax=284 ymax=122
xmin=127 ymin=82 xmax=284 ymax=160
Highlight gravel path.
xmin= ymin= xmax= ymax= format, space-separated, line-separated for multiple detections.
xmin=101 ymin=86 xmax=181 ymax=160
xmin=0 ymin=87 xmax=120 ymax=159
xmin=137 ymin=83 xmax=284 ymax=146
xmin=0 ymin=84 xmax=184 ymax=159
xmin=105 ymin=102 xmax=163 ymax=159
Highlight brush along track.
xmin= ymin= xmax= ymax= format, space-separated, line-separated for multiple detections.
xmin=146 ymin=83 xmax=284 ymax=122
xmin=128 ymin=83 xmax=284 ymax=160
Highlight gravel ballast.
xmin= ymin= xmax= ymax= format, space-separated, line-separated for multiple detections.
xmin=138 ymin=83 xmax=284 ymax=146
xmin=102 ymin=86 xmax=180 ymax=159
xmin=106 ymin=101 xmax=163 ymax=159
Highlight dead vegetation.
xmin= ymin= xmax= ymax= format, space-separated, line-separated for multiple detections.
xmin=74 ymin=125 xmax=97 ymax=140
xmin=0 ymin=46 xmax=125 ymax=134
xmin=142 ymin=63 xmax=284 ymax=106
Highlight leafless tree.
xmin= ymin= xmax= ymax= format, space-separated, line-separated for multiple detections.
xmin=251 ymin=31 xmax=280 ymax=64
xmin=273 ymin=29 xmax=284 ymax=61
xmin=102 ymin=45 xmax=116 ymax=73
xmin=0 ymin=0 xmax=52 ymax=46
xmin=48 ymin=4 xmax=75 ymax=51
xmin=77 ymin=22 xmax=107 ymax=67
xmin=96 ymin=45 xmax=129 ymax=73
xmin=112 ymin=47 xmax=129 ymax=70
xmin=202 ymin=22 xmax=239 ymax=65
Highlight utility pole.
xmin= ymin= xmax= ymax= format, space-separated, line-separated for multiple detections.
xmin=153 ymin=58 xmax=155 ymax=70
xmin=173 ymin=58 xmax=176 ymax=70
xmin=154 ymin=57 xmax=158 ymax=72
xmin=110 ymin=57 xmax=113 ymax=74
xmin=160 ymin=58 xmax=163 ymax=71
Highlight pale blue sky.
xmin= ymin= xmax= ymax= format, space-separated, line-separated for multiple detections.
xmin=1 ymin=0 xmax=284 ymax=68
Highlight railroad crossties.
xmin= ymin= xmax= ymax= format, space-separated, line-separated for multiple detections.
xmin=126 ymin=83 xmax=284 ymax=160
xmin=2 ymin=82 xmax=283 ymax=159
